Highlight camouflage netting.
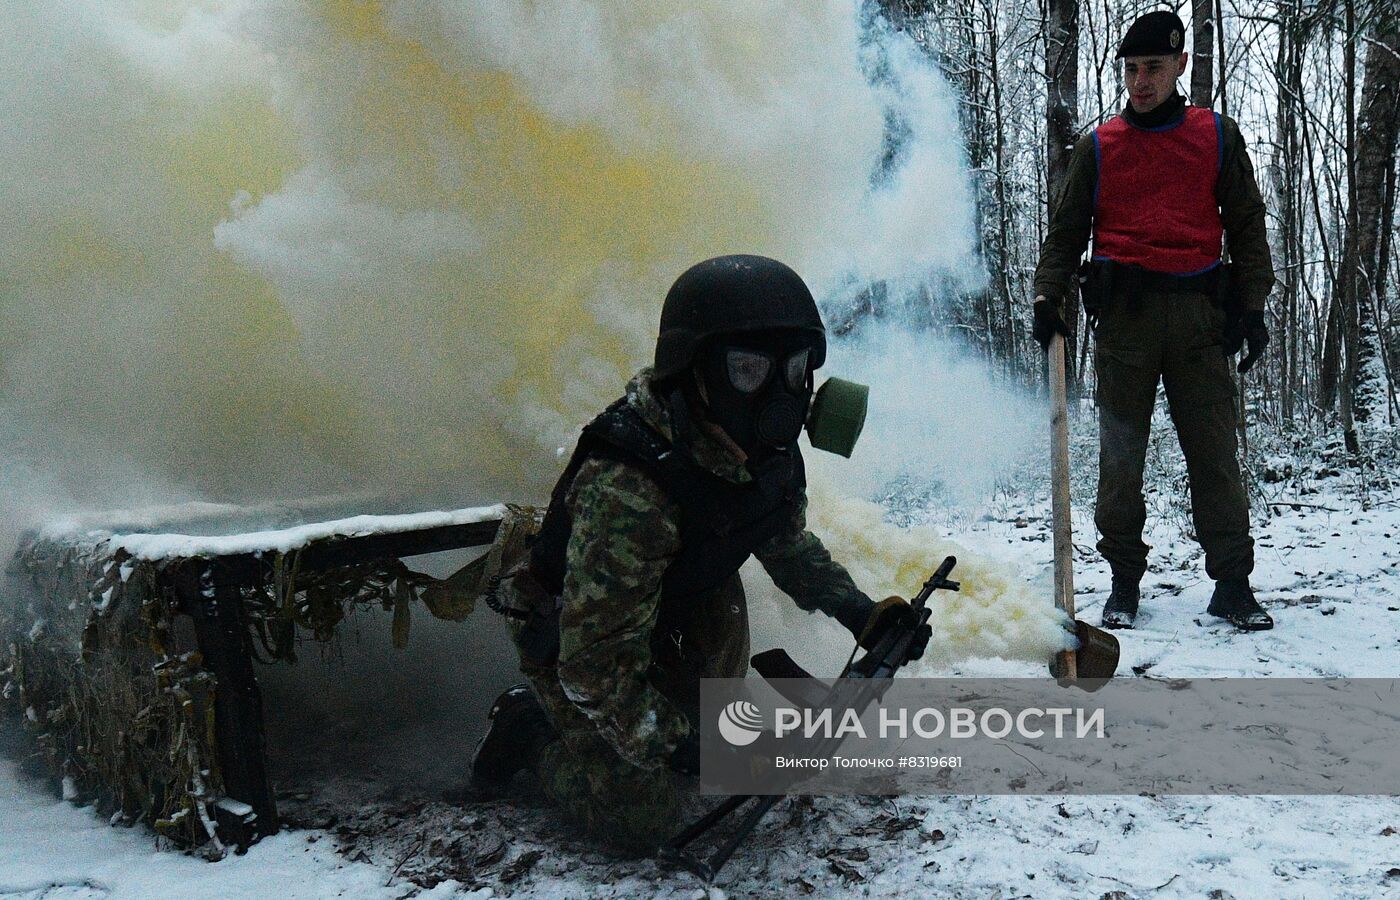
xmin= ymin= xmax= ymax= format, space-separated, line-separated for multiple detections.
xmin=0 ymin=504 xmax=539 ymax=858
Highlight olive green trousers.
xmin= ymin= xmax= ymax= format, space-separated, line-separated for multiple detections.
xmin=1093 ymin=289 xmax=1254 ymax=582
xmin=513 ymin=574 xmax=749 ymax=856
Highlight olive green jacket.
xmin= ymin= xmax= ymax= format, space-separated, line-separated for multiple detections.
xmin=539 ymin=369 xmax=872 ymax=769
xmin=1033 ymin=106 xmax=1275 ymax=312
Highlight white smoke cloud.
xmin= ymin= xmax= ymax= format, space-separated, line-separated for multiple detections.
xmin=216 ymin=175 xmax=485 ymax=302
xmin=820 ymin=324 xmax=1039 ymax=505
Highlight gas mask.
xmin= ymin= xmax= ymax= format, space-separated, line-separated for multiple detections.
xmin=695 ymin=336 xmax=814 ymax=456
xmin=692 ymin=335 xmax=868 ymax=459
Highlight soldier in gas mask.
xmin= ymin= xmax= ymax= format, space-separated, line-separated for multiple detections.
xmin=467 ymin=255 xmax=927 ymax=855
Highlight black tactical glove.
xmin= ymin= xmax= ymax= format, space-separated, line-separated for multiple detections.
xmin=1032 ymin=297 xmax=1070 ymax=351
xmin=1224 ymin=310 xmax=1268 ymax=374
xmin=669 ymin=730 xmax=700 ymax=776
xmin=858 ymin=596 xmax=932 ymax=661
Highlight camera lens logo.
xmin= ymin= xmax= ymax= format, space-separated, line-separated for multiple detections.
xmin=717 ymin=700 xmax=764 ymax=746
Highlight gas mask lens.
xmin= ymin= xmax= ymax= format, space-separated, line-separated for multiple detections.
xmin=783 ymin=349 xmax=809 ymax=390
xmin=725 ymin=349 xmax=773 ymax=393
xmin=725 ymin=347 xmax=810 ymax=394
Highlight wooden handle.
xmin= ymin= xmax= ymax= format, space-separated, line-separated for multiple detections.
xmin=1049 ymin=332 xmax=1077 ymax=680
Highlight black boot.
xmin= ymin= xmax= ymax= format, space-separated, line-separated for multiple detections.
xmin=1207 ymin=578 xmax=1274 ymax=631
xmin=467 ymin=684 xmax=556 ymax=797
xmin=1100 ymin=573 xmax=1141 ymax=630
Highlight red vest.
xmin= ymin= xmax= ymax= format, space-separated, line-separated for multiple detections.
xmin=1092 ymin=106 xmax=1224 ymax=274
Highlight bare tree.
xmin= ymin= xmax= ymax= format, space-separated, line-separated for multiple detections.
xmin=1345 ymin=8 xmax=1400 ymax=429
xmin=1336 ymin=0 xmax=1362 ymax=453
xmin=1271 ymin=0 xmax=1306 ymax=422
xmin=1046 ymin=0 xmax=1081 ymax=388
xmin=1192 ymin=0 xmax=1216 ymax=107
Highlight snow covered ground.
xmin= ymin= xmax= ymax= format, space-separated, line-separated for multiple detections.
xmin=5 ymin=422 xmax=1400 ymax=898
xmin=0 ymin=755 xmax=459 ymax=900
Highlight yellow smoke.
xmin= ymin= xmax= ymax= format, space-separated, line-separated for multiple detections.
xmin=3 ymin=2 xmax=1067 ymax=664
xmin=6 ymin=1 xmax=884 ymax=508
xmin=805 ymin=475 xmax=1073 ymax=668
xmin=210 ymin=0 xmax=889 ymax=496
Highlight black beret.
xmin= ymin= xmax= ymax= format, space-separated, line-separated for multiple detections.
xmin=1117 ymin=10 xmax=1187 ymax=58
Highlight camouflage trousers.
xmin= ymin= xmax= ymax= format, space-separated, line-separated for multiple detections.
xmin=511 ymin=573 xmax=750 ymax=856
xmin=1093 ymin=288 xmax=1253 ymax=582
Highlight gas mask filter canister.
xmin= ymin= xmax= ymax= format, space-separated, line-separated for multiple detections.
xmin=805 ymin=377 xmax=868 ymax=457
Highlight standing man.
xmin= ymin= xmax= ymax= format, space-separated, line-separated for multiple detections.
xmin=1031 ymin=11 xmax=1274 ymax=631
xmin=466 ymin=255 xmax=929 ymax=855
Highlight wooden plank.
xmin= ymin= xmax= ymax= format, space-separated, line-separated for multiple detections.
xmin=184 ymin=575 xmax=279 ymax=848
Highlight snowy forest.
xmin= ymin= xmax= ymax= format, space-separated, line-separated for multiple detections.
xmin=880 ymin=0 xmax=1399 ymax=457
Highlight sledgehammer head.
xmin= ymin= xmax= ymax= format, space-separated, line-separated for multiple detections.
xmin=1050 ymin=620 xmax=1120 ymax=691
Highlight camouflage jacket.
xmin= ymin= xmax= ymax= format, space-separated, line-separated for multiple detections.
xmin=551 ymin=369 xmax=872 ymax=769
xmin=1033 ymin=103 xmax=1275 ymax=312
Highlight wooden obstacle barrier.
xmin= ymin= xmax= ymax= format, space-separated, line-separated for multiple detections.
xmin=1 ymin=503 xmax=531 ymax=856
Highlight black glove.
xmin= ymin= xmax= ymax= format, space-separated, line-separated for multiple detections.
xmin=669 ymin=730 xmax=700 ymax=776
xmin=1224 ymin=310 xmax=1268 ymax=374
xmin=858 ymin=596 xmax=932 ymax=662
xmin=1032 ymin=297 xmax=1070 ymax=351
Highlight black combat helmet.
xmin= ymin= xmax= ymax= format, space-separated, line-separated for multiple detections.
xmin=654 ymin=254 xmax=827 ymax=381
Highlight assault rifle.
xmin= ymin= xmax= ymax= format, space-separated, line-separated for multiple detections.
xmin=661 ymin=556 xmax=960 ymax=882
